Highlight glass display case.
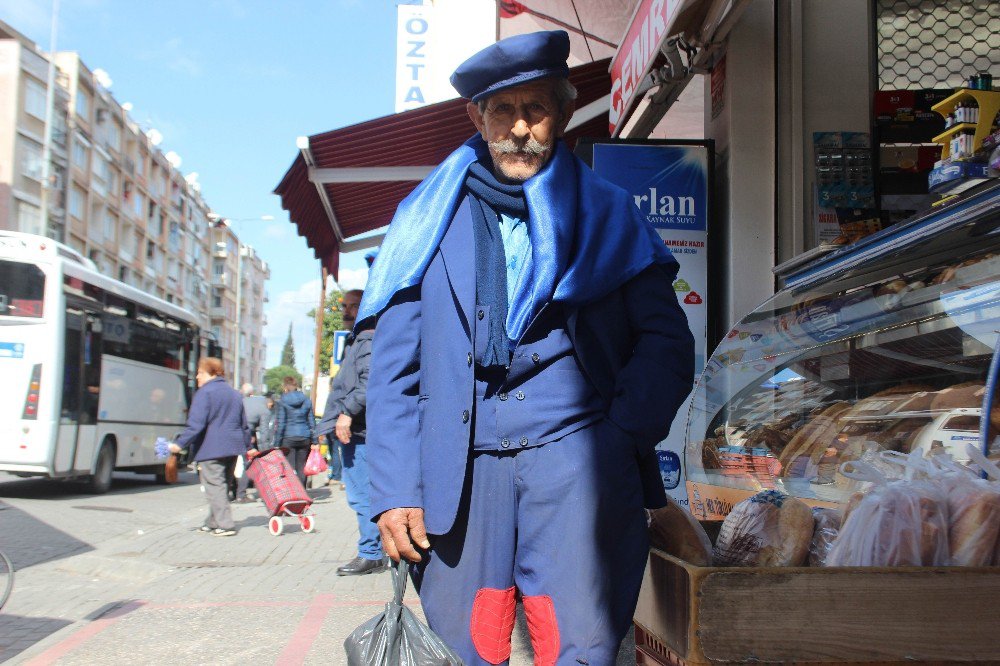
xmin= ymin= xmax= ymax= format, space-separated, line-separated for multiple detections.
xmin=685 ymin=181 xmax=1000 ymax=520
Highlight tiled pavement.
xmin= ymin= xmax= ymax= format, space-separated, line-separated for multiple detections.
xmin=0 ymin=471 xmax=633 ymax=664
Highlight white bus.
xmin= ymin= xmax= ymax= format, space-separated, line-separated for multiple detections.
xmin=0 ymin=231 xmax=208 ymax=492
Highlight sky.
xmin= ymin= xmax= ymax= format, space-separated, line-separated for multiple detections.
xmin=0 ymin=0 xmax=401 ymax=374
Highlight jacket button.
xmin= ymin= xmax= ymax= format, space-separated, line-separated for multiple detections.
xmin=467 ymin=352 xmax=473 ymax=367
xmin=531 ymin=353 xmax=540 ymax=363
xmin=515 ymin=391 xmax=525 ymax=401
xmin=498 ymin=392 xmax=508 ymax=401
xmin=477 ymin=310 xmax=485 ymax=320
xmin=500 ymin=438 xmax=511 ymax=448
xmin=461 ymin=410 xmax=470 ymax=424
xmin=519 ymin=436 xmax=528 ymax=447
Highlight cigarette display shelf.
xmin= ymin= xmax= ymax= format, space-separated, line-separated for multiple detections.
xmin=931 ymin=89 xmax=1000 ymax=160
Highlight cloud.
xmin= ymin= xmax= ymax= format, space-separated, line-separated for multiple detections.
xmin=264 ymin=268 xmax=369 ymax=369
xmin=262 ymin=223 xmax=291 ymax=240
xmin=137 ymin=37 xmax=202 ymax=78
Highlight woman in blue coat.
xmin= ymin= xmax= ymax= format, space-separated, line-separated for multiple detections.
xmin=169 ymin=357 xmax=255 ymax=536
xmin=273 ymin=376 xmax=316 ymax=485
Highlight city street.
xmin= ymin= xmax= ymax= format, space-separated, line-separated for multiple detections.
xmin=0 ymin=470 xmax=634 ymax=665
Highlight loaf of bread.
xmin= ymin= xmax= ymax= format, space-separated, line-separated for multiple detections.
xmin=713 ymin=490 xmax=814 ymax=567
xmin=778 ymin=402 xmax=853 ymax=477
xmin=648 ymin=497 xmax=714 ymax=566
xmin=948 ymin=480 xmax=1000 ymax=566
xmin=808 ymin=507 xmax=842 ymax=567
xmin=826 ymin=482 xmax=948 ymax=567
xmin=930 ymin=381 xmax=986 ymax=411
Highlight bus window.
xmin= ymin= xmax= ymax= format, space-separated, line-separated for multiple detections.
xmin=0 ymin=259 xmax=45 ymax=317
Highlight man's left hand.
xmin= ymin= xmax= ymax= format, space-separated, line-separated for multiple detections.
xmin=335 ymin=414 xmax=352 ymax=445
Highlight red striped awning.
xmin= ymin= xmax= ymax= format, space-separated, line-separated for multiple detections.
xmin=273 ymin=58 xmax=612 ymax=277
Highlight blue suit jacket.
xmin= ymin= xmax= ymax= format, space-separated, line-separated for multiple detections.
xmin=367 ymin=199 xmax=695 ymax=535
xmin=177 ymin=377 xmax=253 ymax=462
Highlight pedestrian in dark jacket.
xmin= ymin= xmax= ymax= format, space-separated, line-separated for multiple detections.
xmin=169 ymin=357 xmax=255 ymax=536
xmin=317 ymin=289 xmax=383 ymax=575
xmin=274 ymin=376 xmax=316 ymax=486
xmin=234 ymin=383 xmax=271 ymax=503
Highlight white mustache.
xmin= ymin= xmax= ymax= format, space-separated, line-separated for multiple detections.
xmin=489 ymin=138 xmax=550 ymax=155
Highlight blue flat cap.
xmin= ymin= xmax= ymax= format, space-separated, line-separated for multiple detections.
xmin=451 ymin=30 xmax=570 ymax=103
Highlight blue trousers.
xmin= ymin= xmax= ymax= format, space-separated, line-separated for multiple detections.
xmin=411 ymin=419 xmax=649 ymax=666
xmin=326 ymin=440 xmax=343 ymax=482
xmin=341 ymin=438 xmax=383 ymax=561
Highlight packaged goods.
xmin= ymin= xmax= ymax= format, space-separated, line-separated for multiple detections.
xmin=808 ymin=507 xmax=842 ymax=567
xmin=826 ymin=462 xmax=949 ymax=567
xmin=713 ymin=490 xmax=814 ymax=567
xmin=778 ymin=402 xmax=853 ymax=477
xmin=648 ymin=497 xmax=714 ymax=566
xmin=947 ymin=479 xmax=1000 ymax=566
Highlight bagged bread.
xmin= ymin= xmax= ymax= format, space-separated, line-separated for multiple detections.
xmin=648 ymin=497 xmax=714 ymax=566
xmin=808 ymin=507 xmax=842 ymax=567
xmin=947 ymin=479 xmax=1000 ymax=566
xmin=713 ymin=490 xmax=814 ymax=567
xmin=825 ymin=467 xmax=949 ymax=567
xmin=778 ymin=402 xmax=853 ymax=477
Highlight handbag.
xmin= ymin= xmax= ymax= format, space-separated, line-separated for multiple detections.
xmin=304 ymin=448 xmax=329 ymax=476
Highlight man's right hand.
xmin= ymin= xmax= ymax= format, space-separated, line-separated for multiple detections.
xmin=376 ymin=507 xmax=430 ymax=563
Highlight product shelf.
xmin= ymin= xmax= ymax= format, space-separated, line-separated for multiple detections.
xmin=930 ymin=122 xmax=977 ymax=144
xmin=931 ymin=89 xmax=1000 ymax=159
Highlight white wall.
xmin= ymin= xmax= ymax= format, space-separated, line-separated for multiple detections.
xmin=705 ymin=0 xmax=777 ymax=334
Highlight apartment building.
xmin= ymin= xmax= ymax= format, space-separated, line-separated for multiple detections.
xmin=0 ymin=19 xmax=268 ymax=387
xmin=210 ymin=221 xmax=270 ymax=389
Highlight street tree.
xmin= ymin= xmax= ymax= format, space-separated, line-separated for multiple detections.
xmin=264 ymin=365 xmax=302 ymax=396
xmin=281 ymin=323 xmax=296 ymax=368
xmin=307 ymin=290 xmax=344 ymax=375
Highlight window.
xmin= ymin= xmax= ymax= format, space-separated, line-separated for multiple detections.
xmin=72 ymin=139 xmax=89 ymax=170
xmin=25 ymin=79 xmax=46 ymax=119
xmin=16 ymin=201 xmax=42 ymax=235
xmin=69 ymin=185 xmax=86 ymax=219
xmin=168 ymin=220 xmax=181 ymax=252
xmin=107 ymin=122 xmax=121 ymax=152
xmin=102 ymin=295 xmax=190 ymax=370
xmin=75 ymin=89 xmax=90 ymax=121
xmin=0 ymin=260 xmax=45 ymax=318
xmin=212 ymin=258 xmax=225 ymax=276
xmin=21 ymin=141 xmax=43 ymax=181
xmin=92 ymin=153 xmax=111 ymax=197
xmin=131 ymin=191 xmax=144 ymax=220
xmin=211 ymin=287 xmax=222 ymax=308
xmin=103 ymin=210 xmax=117 ymax=243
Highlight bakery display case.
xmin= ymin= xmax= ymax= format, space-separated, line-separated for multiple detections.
xmin=684 ymin=180 xmax=1000 ymax=520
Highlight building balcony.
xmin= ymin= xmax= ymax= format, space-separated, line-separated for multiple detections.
xmin=210 ymin=306 xmax=226 ymax=318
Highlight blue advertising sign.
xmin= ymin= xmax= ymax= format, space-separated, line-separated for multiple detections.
xmin=591 ymin=142 xmax=712 ymax=507
xmin=0 ymin=342 xmax=25 ymax=359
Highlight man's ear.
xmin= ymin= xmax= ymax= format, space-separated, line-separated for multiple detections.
xmin=467 ymin=101 xmax=487 ymax=138
xmin=556 ymin=100 xmax=575 ymax=138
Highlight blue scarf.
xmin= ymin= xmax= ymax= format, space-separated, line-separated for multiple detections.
xmin=357 ymin=134 xmax=675 ymax=338
xmin=466 ymin=162 xmax=527 ymax=367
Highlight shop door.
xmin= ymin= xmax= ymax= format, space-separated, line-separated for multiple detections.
xmin=54 ymin=304 xmax=103 ymax=474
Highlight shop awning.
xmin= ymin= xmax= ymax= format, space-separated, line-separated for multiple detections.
xmin=273 ymin=58 xmax=613 ymax=278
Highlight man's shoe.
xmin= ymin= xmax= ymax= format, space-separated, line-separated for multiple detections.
xmin=233 ymin=496 xmax=254 ymax=504
xmin=337 ymin=557 xmax=386 ymax=576
xmin=212 ymin=528 xmax=237 ymax=537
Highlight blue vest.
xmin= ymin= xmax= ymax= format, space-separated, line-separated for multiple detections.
xmin=473 ymin=304 xmax=603 ymax=451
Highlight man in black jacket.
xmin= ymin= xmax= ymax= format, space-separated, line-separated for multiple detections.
xmin=318 ymin=289 xmax=384 ymax=576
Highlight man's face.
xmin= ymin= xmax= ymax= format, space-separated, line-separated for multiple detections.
xmin=341 ymin=293 xmax=361 ymax=328
xmin=467 ymin=80 xmax=574 ymax=183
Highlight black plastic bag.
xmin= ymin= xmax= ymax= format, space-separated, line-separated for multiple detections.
xmin=344 ymin=560 xmax=464 ymax=666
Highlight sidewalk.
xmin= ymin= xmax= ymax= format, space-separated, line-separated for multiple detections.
xmin=2 ymin=474 xmax=633 ymax=664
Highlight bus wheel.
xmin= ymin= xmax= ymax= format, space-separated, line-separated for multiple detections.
xmin=87 ymin=441 xmax=115 ymax=494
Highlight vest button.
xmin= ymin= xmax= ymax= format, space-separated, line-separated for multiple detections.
xmin=531 ymin=353 xmax=540 ymax=363
xmin=461 ymin=410 xmax=470 ymax=424
xmin=477 ymin=310 xmax=485 ymax=320
xmin=501 ymin=438 xmax=511 ymax=448
xmin=519 ymin=436 xmax=528 ymax=447
xmin=515 ymin=391 xmax=525 ymax=401
xmin=467 ymin=352 xmax=473 ymax=367
xmin=498 ymin=392 xmax=508 ymax=401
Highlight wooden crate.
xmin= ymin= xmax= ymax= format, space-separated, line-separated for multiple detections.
xmin=633 ymin=548 xmax=1000 ymax=665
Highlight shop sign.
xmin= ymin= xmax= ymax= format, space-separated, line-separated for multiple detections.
xmin=609 ymin=0 xmax=684 ymax=135
xmin=591 ymin=142 xmax=710 ymax=507
xmin=710 ymin=53 xmax=726 ymax=119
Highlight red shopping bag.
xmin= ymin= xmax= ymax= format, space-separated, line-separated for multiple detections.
xmin=304 ymin=448 xmax=329 ymax=476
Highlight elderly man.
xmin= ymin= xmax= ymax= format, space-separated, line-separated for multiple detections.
xmin=360 ymin=31 xmax=694 ymax=665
